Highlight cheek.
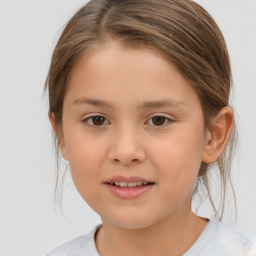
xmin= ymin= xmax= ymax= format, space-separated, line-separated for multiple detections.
xmin=150 ymin=126 xmax=204 ymax=185
xmin=63 ymin=128 xmax=107 ymax=196
xmin=64 ymin=125 xmax=107 ymax=167
xmin=148 ymin=133 xmax=203 ymax=212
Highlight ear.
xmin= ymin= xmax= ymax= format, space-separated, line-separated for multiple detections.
xmin=48 ymin=112 xmax=69 ymax=161
xmin=202 ymin=106 xmax=234 ymax=164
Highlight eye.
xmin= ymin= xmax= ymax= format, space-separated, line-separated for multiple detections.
xmin=82 ymin=115 xmax=109 ymax=126
xmin=147 ymin=115 xmax=173 ymax=127
xmin=82 ymin=114 xmax=173 ymax=127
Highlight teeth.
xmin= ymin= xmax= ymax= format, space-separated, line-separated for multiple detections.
xmin=111 ymin=181 xmax=149 ymax=187
xmin=128 ymin=182 xmax=137 ymax=187
xmin=120 ymin=182 xmax=127 ymax=187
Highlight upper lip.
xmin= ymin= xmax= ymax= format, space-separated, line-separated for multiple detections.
xmin=104 ymin=175 xmax=155 ymax=184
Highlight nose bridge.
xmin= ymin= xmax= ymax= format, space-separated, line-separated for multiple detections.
xmin=108 ymin=121 xmax=145 ymax=165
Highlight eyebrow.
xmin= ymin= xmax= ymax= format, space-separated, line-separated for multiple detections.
xmin=72 ymin=97 xmax=187 ymax=109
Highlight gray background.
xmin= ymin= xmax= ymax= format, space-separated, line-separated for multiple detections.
xmin=0 ymin=0 xmax=255 ymax=255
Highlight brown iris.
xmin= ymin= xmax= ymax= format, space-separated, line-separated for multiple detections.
xmin=90 ymin=116 xmax=167 ymax=126
xmin=152 ymin=116 xmax=166 ymax=126
xmin=92 ymin=116 xmax=105 ymax=126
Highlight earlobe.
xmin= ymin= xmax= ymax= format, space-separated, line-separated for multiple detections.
xmin=202 ymin=106 xmax=234 ymax=164
xmin=48 ymin=112 xmax=69 ymax=161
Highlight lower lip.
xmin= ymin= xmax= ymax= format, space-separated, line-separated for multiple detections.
xmin=104 ymin=183 xmax=155 ymax=199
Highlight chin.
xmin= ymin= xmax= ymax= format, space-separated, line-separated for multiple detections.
xmin=101 ymin=210 xmax=163 ymax=230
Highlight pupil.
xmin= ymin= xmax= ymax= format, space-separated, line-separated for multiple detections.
xmin=153 ymin=116 xmax=165 ymax=126
xmin=93 ymin=116 xmax=105 ymax=125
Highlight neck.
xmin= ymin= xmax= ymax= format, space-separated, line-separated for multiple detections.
xmin=95 ymin=211 xmax=208 ymax=256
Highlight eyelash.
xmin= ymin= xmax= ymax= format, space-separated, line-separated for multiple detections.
xmin=82 ymin=114 xmax=175 ymax=127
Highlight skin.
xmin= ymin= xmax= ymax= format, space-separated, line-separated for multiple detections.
xmin=49 ymin=41 xmax=233 ymax=256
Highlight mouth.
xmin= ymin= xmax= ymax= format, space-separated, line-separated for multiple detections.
xmin=103 ymin=176 xmax=155 ymax=199
xmin=105 ymin=181 xmax=155 ymax=188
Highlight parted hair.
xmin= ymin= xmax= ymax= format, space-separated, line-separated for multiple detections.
xmin=45 ymin=0 xmax=237 ymax=219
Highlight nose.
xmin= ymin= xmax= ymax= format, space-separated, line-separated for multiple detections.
xmin=107 ymin=125 xmax=146 ymax=166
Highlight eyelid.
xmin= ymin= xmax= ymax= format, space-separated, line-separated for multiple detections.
xmin=82 ymin=113 xmax=110 ymax=127
xmin=81 ymin=113 xmax=175 ymax=127
xmin=146 ymin=113 xmax=176 ymax=127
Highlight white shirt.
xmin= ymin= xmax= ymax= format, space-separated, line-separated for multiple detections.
xmin=46 ymin=220 xmax=256 ymax=256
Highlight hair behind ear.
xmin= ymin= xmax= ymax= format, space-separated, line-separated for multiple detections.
xmin=195 ymin=106 xmax=237 ymax=220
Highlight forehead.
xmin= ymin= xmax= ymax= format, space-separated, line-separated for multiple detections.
xmin=69 ymin=41 xmax=174 ymax=82
xmin=65 ymin=41 xmax=201 ymax=112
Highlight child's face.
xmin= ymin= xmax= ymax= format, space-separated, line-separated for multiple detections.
xmin=60 ymin=42 xmax=210 ymax=229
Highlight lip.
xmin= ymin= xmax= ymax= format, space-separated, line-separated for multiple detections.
xmin=103 ymin=175 xmax=155 ymax=200
xmin=104 ymin=175 xmax=153 ymax=183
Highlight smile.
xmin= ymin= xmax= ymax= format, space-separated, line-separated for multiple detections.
xmin=108 ymin=181 xmax=153 ymax=188
xmin=104 ymin=176 xmax=155 ymax=199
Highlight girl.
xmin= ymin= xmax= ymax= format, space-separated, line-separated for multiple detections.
xmin=45 ymin=0 xmax=256 ymax=255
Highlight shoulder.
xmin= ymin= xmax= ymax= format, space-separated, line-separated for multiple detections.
xmin=214 ymin=220 xmax=255 ymax=245
xmin=45 ymin=225 xmax=101 ymax=256
xmin=46 ymin=234 xmax=88 ymax=256
xmin=199 ymin=220 xmax=256 ymax=256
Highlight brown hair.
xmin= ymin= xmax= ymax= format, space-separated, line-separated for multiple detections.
xmin=45 ymin=0 xmax=237 ymax=219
